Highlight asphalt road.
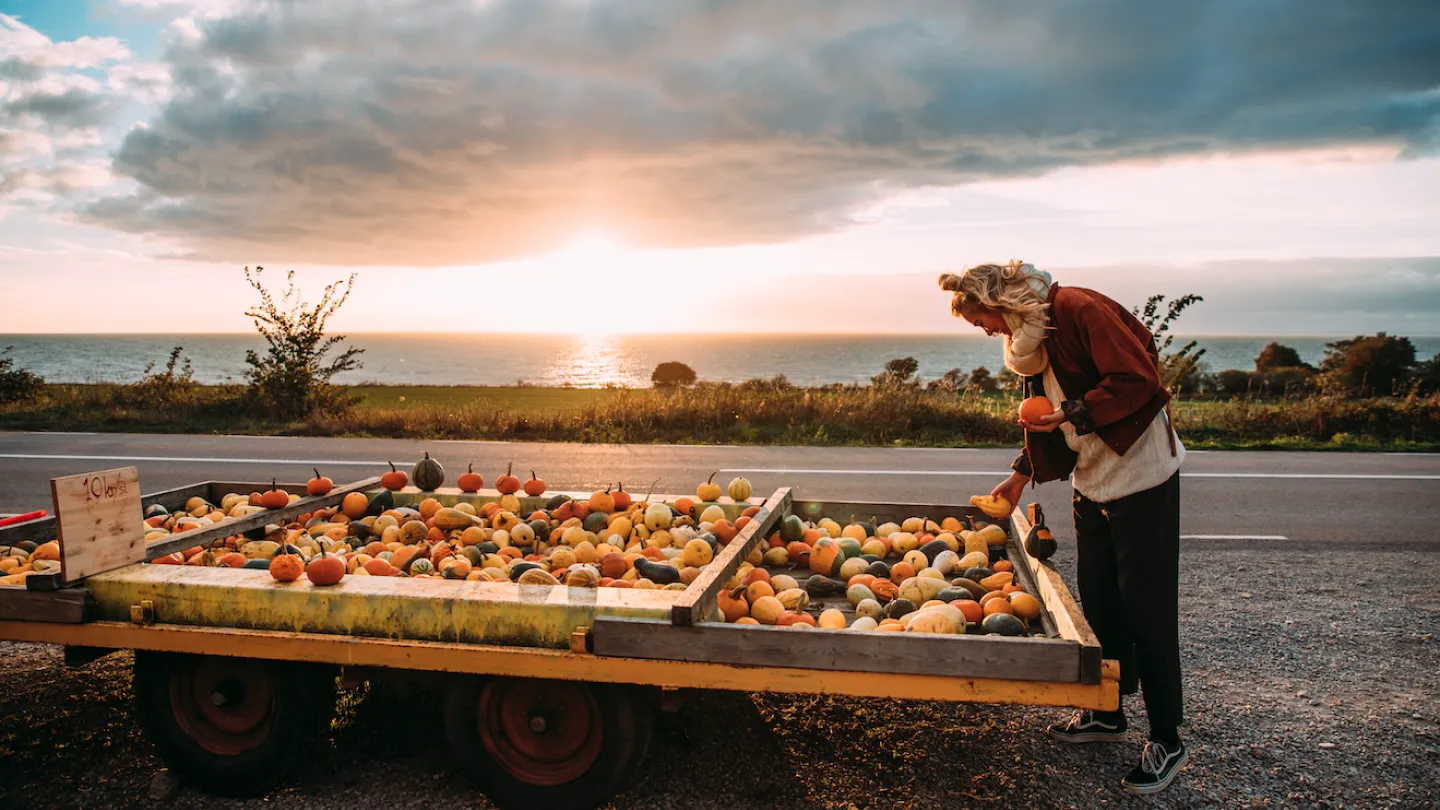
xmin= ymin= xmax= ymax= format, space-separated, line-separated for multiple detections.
xmin=2 ymin=431 xmax=1438 ymax=552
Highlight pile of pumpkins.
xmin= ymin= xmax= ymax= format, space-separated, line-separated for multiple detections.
xmin=142 ymin=461 xmax=765 ymax=593
xmin=714 ymin=509 xmax=1045 ymax=637
xmin=0 ymin=541 xmax=61 ymax=586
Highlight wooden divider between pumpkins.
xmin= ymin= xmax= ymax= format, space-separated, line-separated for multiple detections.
xmin=670 ymin=487 xmax=791 ymax=626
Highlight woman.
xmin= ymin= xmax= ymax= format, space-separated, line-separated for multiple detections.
xmin=939 ymin=261 xmax=1188 ymax=796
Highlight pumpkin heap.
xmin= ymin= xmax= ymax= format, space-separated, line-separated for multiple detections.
xmin=714 ymin=512 xmax=1044 ymax=636
xmin=134 ymin=468 xmax=762 ymax=591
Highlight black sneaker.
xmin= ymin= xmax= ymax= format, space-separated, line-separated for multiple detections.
xmin=1122 ymin=739 xmax=1189 ymax=795
xmin=1047 ymin=710 xmax=1128 ymax=743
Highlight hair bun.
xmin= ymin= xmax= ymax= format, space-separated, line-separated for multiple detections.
xmin=938 ymin=272 xmax=963 ymax=291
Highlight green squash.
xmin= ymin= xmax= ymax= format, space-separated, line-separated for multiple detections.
xmin=412 ymin=452 xmax=445 ymax=491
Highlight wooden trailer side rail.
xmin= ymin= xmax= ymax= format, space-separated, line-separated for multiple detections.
xmin=1010 ymin=506 xmax=1105 ymax=685
xmin=0 ymin=619 xmax=1120 ymax=710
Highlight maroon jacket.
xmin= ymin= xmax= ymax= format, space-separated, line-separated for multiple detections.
xmin=1013 ymin=284 xmax=1171 ymax=484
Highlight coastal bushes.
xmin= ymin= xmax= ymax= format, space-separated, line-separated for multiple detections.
xmin=0 ymin=348 xmax=44 ymax=404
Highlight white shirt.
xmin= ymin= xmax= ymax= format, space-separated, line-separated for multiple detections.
xmin=1041 ymin=366 xmax=1185 ymax=503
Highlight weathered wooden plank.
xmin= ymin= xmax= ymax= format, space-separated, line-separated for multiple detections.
xmin=51 ymin=467 xmax=145 ymax=583
xmin=1007 ymin=509 xmax=1060 ymax=639
xmin=0 ymin=620 xmax=1119 ymax=710
xmin=0 ymin=586 xmax=89 ymax=623
xmin=1010 ymin=509 xmax=1105 ymax=685
xmin=593 ymin=616 xmax=1080 ymax=682
xmin=670 ymin=487 xmax=791 ymax=626
xmin=144 ymin=477 xmax=381 ymax=560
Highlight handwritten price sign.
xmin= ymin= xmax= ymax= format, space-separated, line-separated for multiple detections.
xmin=50 ymin=466 xmax=145 ymax=582
xmin=83 ymin=471 xmax=131 ymax=504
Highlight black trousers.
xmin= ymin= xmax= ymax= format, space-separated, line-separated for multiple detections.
xmin=1073 ymin=471 xmax=1183 ymax=732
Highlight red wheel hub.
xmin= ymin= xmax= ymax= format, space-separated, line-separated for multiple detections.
xmin=478 ymin=678 xmax=602 ymax=786
xmin=168 ymin=657 xmax=277 ymax=756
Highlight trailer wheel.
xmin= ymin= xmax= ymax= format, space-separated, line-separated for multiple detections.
xmin=444 ymin=677 xmax=653 ymax=810
xmin=133 ymin=651 xmax=333 ymax=797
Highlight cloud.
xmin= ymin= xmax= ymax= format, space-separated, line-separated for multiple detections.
xmin=63 ymin=0 xmax=1440 ymax=265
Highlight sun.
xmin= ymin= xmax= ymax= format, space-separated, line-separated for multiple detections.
xmin=555 ymin=229 xmax=627 ymax=259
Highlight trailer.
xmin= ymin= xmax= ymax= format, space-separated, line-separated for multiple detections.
xmin=0 ymin=477 xmax=1117 ymax=810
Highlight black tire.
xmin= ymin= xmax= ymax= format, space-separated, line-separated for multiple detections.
xmin=133 ymin=651 xmax=334 ymax=797
xmin=444 ymin=677 xmax=654 ymax=810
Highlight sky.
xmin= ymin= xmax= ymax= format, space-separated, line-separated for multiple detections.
xmin=1 ymin=1 xmax=1438 ymax=336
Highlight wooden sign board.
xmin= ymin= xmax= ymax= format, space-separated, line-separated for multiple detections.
xmin=50 ymin=467 xmax=145 ymax=583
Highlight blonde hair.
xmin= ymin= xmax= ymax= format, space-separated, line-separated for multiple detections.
xmin=938 ymin=260 xmax=1051 ymax=320
xmin=940 ymin=260 xmax=1055 ymax=376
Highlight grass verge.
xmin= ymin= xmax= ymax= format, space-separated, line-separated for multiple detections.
xmin=2 ymin=383 xmax=1438 ymax=451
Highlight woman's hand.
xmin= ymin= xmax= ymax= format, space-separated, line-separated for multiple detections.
xmin=1019 ymin=407 xmax=1067 ymax=434
xmin=991 ymin=472 xmax=1029 ymax=510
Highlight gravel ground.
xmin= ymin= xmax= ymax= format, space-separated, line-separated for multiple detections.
xmin=2 ymin=545 xmax=1437 ymax=810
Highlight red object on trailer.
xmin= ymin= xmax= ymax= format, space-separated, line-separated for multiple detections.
xmin=0 ymin=510 xmax=47 ymax=528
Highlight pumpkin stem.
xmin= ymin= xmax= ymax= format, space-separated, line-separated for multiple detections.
xmin=506 ymin=461 xmax=513 ymax=477
xmin=467 ymin=462 xmax=475 ymax=474
xmin=642 ymin=478 xmax=661 ymax=503
xmin=604 ymin=484 xmax=612 ymax=495
xmin=313 ymin=468 xmax=321 ymax=480
xmin=387 ymin=461 xmax=397 ymax=473
xmin=706 ymin=471 xmax=717 ymax=485
xmin=530 ymin=470 xmax=537 ymax=481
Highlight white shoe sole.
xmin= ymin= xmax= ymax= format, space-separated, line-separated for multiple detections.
xmin=1047 ymin=727 xmax=1127 ymax=744
xmin=1122 ymin=747 xmax=1190 ymax=795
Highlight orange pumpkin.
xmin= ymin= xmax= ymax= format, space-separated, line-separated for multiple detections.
xmin=869 ymin=578 xmax=899 ymax=602
xmin=1019 ymin=396 xmax=1054 ymax=424
xmin=785 ymin=541 xmax=811 ymax=567
xmin=718 ymin=587 xmax=749 ymax=622
xmin=380 ymin=461 xmax=409 ymax=491
xmin=711 ymin=519 xmax=738 ymax=545
xmin=306 ymin=468 xmax=333 ymax=496
xmin=269 ymin=553 xmax=303 ymax=582
xmin=776 ymin=611 xmax=816 ymax=627
xmin=259 ymin=480 xmax=290 ymax=510
xmin=610 ymin=483 xmax=631 ymax=511
xmin=457 ymin=463 xmax=484 ymax=493
xmin=673 ymin=497 xmax=696 ymax=518
xmin=523 ymin=471 xmax=546 ymax=497
xmin=993 ymin=559 xmax=1014 ymax=573
xmin=589 ymin=487 xmax=616 ymax=514
xmin=808 ymin=538 xmax=844 ymax=576
xmin=342 ymin=492 xmax=369 ymax=519
xmin=306 ymin=553 xmax=345 ymax=586
xmin=889 ymin=562 xmax=916 ymax=583
xmin=495 ymin=462 xmax=521 ymax=495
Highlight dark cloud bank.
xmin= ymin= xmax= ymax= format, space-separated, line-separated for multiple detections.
xmin=84 ymin=0 xmax=1440 ymax=265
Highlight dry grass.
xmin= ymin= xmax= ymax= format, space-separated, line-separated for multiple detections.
xmin=2 ymin=382 xmax=1438 ymax=450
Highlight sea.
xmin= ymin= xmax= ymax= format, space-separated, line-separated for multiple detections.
xmin=4 ymin=334 xmax=1438 ymax=389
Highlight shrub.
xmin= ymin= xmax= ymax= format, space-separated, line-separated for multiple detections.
xmin=1215 ymin=369 xmax=1256 ymax=396
xmin=872 ymin=357 xmax=920 ymax=387
xmin=651 ymin=361 xmax=697 ymax=388
xmin=927 ymin=367 xmax=967 ymax=392
xmin=969 ymin=366 xmax=998 ymax=392
xmin=242 ymin=266 xmax=363 ymax=420
xmin=1259 ymin=366 xmax=1316 ymax=395
xmin=1417 ymin=353 xmax=1440 ymax=394
xmin=124 ymin=346 xmax=200 ymax=411
xmin=1133 ymin=293 xmax=1207 ymax=393
xmin=1320 ymin=333 xmax=1416 ymax=395
xmin=1256 ymin=342 xmax=1311 ymax=372
xmin=0 ymin=348 xmax=44 ymax=404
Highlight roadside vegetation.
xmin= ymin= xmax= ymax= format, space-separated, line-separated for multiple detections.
xmin=1 ymin=270 xmax=1437 ymax=450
